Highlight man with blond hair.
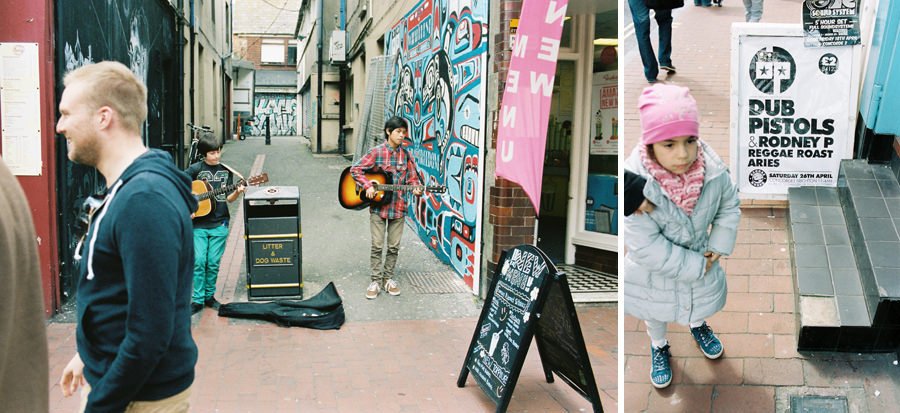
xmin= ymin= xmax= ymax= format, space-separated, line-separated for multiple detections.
xmin=57 ymin=61 xmax=198 ymax=412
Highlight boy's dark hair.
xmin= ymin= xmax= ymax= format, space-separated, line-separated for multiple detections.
xmin=383 ymin=116 xmax=408 ymax=140
xmin=197 ymin=131 xmax=222 ymax=156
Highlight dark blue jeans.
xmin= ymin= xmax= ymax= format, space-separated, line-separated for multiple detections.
xmin=628 ymin=0 xmax=674 ymax=82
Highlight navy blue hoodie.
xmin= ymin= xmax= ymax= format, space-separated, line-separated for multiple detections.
xmin=76 ymin=149 xmax=198 ymax=412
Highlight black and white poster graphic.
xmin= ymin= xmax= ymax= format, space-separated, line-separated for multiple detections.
xmin=737 ymin=35 xmax=853 ymax=195
xmin=803 ymin=0 xmax=860 ymax=47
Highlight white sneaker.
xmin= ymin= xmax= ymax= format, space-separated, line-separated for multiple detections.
xmin=384 ymin=279 xmax=401 ymax=296
xmin=365 ymin=281 xmax=380 ymax=299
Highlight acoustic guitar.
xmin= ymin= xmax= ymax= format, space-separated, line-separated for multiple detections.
xmin=338 ymin=166 xmax=446 ymax=210
xmin=193 ymin=173 xmax=269 ymax=218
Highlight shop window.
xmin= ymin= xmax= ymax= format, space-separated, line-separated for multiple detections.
xmin=583 ymin=14 xmax=618 ymax=236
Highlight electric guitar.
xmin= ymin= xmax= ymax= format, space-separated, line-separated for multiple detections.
xmin=338 ymin=166 xmax=446 ymax=210
xmin=193 ymin=173 xmax=269 ymax=218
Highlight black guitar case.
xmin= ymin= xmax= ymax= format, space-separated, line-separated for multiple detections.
xmin=217 ymin=282 xmax=346 ymax=329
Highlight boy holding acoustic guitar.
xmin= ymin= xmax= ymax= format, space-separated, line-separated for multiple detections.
xmin=185 ymin=132 xmax=247 ymax=314
xmin=350 ymin=116 xmax=424 ymax=299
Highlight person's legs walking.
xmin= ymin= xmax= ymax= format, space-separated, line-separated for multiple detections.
xmin=382 ymin=217 xmax=405 ymax=295
xmin=628 ymin=0 xmax=659 ymax=82
xmin=368 ymin=214 xmax=387 ymax=298
xmin=191 ymin=229 xmax=210 ymax=311
xmin=203 ymin=224 xmax=229 ymax=308
xmin=645 ymin=319 xmax=673 ymax=388
xmin=655 ymin=8 xmax=675 ymax=72
xmin=749 ymin=0 xmax=763 ymax=22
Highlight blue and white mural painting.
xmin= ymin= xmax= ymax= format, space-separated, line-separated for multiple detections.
xmin=251 ymin=93 xmax=297 ymax=136
xmin=386 ymin=0 xmax=487 ymax=289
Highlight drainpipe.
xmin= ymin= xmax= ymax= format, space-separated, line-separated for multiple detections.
xmin=338 ymin=0 xmax=346 ymax=154
xmin=189 ymin=0 xmax=196 ymax=145
xmin=316 ymin=0 xmax=323 ymax=153
xmin=177 ymin=0 xmax=187 ymax=168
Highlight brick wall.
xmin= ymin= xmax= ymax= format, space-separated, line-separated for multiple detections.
xmin=233 ymin=35 xmax=295 ymax=70
xmin=575 ymin=246 xmax=617 ymax=275
xmin=487 ymin=0 xmax=533 ymax=270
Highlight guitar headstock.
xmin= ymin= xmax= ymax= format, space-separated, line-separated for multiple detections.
xmin=246 ymin=173 xmax=269 ymax=186
xmin=428 ymin=185 xmax=448 ymax=194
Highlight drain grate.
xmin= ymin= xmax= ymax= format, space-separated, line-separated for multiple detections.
xmin=402 ymin=270 xmax=471 ymax=294
xmin=790 ymin=395 xmax=849 ymax=413
xmin=556 ymin=264 xmax=617 ymax=293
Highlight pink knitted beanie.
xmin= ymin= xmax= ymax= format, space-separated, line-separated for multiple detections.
xmin=638 ymin=84 xmax=700 ymax=145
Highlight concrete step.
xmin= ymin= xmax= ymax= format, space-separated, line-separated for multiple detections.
xmin=788 ymin=160 xmax=900 ymax=352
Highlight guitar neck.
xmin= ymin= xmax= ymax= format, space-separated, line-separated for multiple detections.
xmin=374 ymin=184 xmax=427 ymax=192
xmin=197 ymin=180 xmax=244 ymax=201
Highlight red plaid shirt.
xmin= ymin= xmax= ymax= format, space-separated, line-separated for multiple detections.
xmin=350 ymin=142 xmax=421 ymax=219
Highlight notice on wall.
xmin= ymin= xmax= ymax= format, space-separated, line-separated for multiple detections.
xmin=802 ymin=0 xmax=860 ymax=47
xmin=589 ymin=71 xmax=617 ymax=155
xmin=0 ymin=43 xmax=42 ymax=176
xmin=733 ymin=26 xmax=855 ymax=197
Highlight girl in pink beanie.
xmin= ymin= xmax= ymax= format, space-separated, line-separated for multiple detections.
xmin=623 ymin=83 xmax=741 ymax=389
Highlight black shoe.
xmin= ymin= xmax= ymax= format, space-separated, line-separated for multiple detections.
xmin=660 ymin=65 xmax=677 ymax=74
xmin=191 ymin=302 xmax=203 ymax=315
xmin=204 ymin=298 xmax=221 ymax=310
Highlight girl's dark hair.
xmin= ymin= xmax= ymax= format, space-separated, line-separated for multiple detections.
xmin=384 ymin=116 xmax=408 ymax=140
xmin=197 ymin=131 xmax=222 ymax=156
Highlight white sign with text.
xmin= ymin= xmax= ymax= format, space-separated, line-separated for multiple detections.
xmin=0 ymin=43 xmax=42 ymax=176
xmin=731 ymin=24 xmax=858 ymax=197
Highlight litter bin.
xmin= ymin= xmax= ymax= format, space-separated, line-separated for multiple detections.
xmin=244 ymin=186 xmax=302 ymax=300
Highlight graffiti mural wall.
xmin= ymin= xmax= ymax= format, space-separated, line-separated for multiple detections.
xmin=385 ymin=0 xmax=488 ymax=289
xmin=251 ymin=93 xmax=297 ymax=136
xmin=55 ymin=0 xmax=180 ymax=301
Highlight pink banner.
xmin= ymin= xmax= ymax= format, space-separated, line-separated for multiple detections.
xmin=495 ymin=0 xmax=568 ymax=214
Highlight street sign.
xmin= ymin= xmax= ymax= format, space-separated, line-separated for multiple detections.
xmin=457 ymin=244 xmax=602 ymax=413
xmin=730 ymin=24 xmax=859 ymax=198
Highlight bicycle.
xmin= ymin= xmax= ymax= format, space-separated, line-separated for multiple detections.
xmin=186 ymin=123 xmax=213 ymax=165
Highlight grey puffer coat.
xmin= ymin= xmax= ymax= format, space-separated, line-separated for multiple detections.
xmin=623 ymin=141 xmax=741 ymax=325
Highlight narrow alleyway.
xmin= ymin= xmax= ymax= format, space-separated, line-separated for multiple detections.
xmin=47 ymin=136 xmax=617 ymax=412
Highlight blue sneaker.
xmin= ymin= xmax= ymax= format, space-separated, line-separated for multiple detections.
xmin=691 ymin=322 xmax=724 ymax=359
xmin=650 ymin=344 xmax=673 ymax=388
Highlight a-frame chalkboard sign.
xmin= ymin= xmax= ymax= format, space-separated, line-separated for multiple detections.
xmin=457 ymin=244 xmax=603 ymax=413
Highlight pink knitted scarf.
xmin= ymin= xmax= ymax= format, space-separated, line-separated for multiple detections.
xmin=640 ymin=144 xmax=706 ymax=215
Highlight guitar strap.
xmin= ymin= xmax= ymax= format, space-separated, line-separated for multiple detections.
xmin=219 ymin=162 xmax=245 ymax=181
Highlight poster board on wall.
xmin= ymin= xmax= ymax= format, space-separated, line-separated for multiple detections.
xmin=589 ymin=71 xmax=617 ymax=156
xmin=0 ymin=43 xmax=42 ymax=176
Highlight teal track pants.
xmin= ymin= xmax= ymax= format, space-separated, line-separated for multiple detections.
xmin=192 ymin=224 xmax=229 ymax=304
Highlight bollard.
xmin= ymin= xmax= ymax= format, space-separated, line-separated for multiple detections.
xmin=265 ymin=116 xmax=271 ymax=145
